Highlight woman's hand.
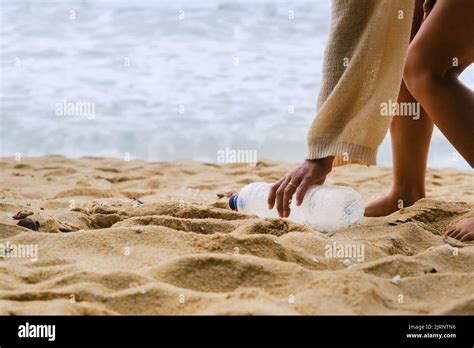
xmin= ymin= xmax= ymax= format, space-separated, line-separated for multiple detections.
xmin=267 ymin=157 xmax=334 ymax=218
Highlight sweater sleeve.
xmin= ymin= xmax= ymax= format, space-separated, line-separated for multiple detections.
xmin=306 ymin=0 xmax=414 ymax=167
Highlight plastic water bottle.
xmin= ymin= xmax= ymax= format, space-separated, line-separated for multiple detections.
xmin=228 ymin=182 xmax=364 ymax=232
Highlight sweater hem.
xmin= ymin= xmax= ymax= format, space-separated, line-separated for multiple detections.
xmin=305 ymin=140 xmax=377 ymax=167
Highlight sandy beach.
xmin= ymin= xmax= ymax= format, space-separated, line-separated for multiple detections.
xmin=0 ymin=155 xmax=473 ymax=315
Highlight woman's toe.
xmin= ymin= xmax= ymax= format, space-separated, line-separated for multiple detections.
xmin=444 ymin=226 xmax=455 ymax=236
xmin=450 ymin=228 xmax=464 ymax=239
xmin=460 ymin=231 xmax=474 ymax=242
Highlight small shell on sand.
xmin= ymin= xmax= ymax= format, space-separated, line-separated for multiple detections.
xmin=13 ymin=210 xmax=34 ymax=220
xmin=391 ymin=275 xmax=401 ymax=284
xmin=343 ymin=259 xmax=352 ymax=268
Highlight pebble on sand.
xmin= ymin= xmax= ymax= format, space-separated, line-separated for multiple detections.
xmin=17 ymin=218 xmax=40 ymax=231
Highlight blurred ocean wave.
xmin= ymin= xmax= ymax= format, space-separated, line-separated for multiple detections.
xmin=0 ymin=0 xmax=472 ymax=169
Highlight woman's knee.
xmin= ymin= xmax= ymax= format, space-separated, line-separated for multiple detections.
xmin=403 ymin=43 xmax=451 ymax=101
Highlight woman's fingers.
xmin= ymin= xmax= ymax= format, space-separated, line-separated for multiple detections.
xmin=267 ymin=177 xmax=285 ymax=209
xmin=296 ymin=174 xmax=327 ymax=206
xmin=282 ymin=176 xmax=302 ymax=217
xmin=276 ymin=176 xmax=292 ymax=217
xmin=295 ymin=177 xmax=312 ymax=206
xmin=268 ymin=158 xmax=334 ymax=217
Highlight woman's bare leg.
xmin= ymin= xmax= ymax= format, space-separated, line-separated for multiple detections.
xmin=365 ymin=0 xmax=432 ymax=217
xmin=364 ymin=86 xmax=433 ymax=216
xmin=403 ymin=0 xmax=474 ymax=166
xmin=368 ymin=0 xmax=474 ymax=241
xmin=405 ymin=0 xmax=474 ymax=242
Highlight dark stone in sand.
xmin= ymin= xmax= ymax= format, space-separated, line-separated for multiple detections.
xmin=58 ymin=227 xmax=73 ymax=233
xmin=424 ymin=267 xmax=438 ymax=274
xmin=17 ymin=218 xmax=40 ymax=231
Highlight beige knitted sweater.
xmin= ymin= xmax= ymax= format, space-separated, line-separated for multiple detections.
xmin=306 ymin=0 xmax=414 ymax=166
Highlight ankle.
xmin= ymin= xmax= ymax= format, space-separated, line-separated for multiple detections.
xmin=389 ymin=185 xmax=425 ymax=207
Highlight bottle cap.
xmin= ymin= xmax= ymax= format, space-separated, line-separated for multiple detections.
xmin=229 ymin=194 xmax=238 ymax=211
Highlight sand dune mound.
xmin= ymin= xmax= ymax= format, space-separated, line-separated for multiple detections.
xmin=0 ymin=156 xmax=472 ymax=314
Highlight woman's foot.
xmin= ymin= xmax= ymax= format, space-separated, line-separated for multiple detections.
xmin=364 ymin=187 xmax=425 ymax=217
xmin=445 ymin=217 xmax=474 ymax=242
xmin=364 ymin=2 xmax=432 ymax=219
